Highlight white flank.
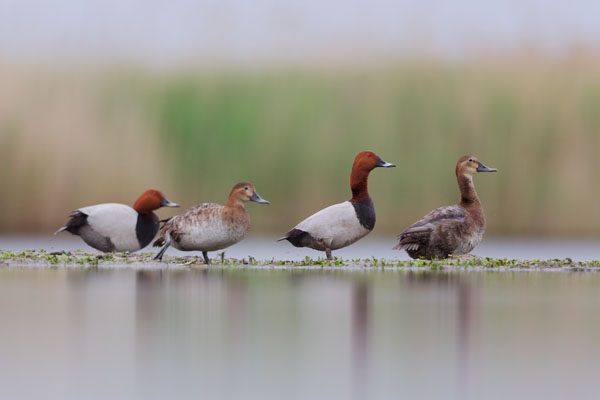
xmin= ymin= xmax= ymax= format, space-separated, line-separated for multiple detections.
xmin=294 ymin=201 xmax=371 ymax=250
xmin=80 ymin=203 xmax=140 ymax=251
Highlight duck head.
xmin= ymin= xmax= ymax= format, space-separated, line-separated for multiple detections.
xmin=456 ymin=155 xmax=497 ymax=179
xmin=352 ymin=151 xmax=396 ymax=172
xmin=228 ymin=182 xmax=270 ymax=205
xmin=350 ymin=151 xmax=395 ymax=200
xmin=133 ymin=189 xmax=180 ymax=215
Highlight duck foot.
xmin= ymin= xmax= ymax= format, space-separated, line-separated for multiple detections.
xmin=325 ymin=248 xmax=332 ymax=260
xmin=202 ymin=251 xmax=210 ymax=265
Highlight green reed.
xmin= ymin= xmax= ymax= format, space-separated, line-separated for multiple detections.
xmin=2 ymin=55 xmax=600 ymax=235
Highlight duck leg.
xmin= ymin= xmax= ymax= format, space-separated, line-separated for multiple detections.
xmin=202 ymin=251 xmax=210 ymax=265
xmin=325 ymin=248 xmax=332 ymax=260
xmin=153 ymin=240 xmax=171 ymax=261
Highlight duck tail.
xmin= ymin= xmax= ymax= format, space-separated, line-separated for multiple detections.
xmin=393 ymin=236 xmax=405 ymax=250
xmin=394 ymin=242 xmax=419 ymax=251
xmin=276 ymin=235 xmax=288 ymax=242
xmin=152 ymin=230 xmax=166 ymax=248
xmin=153 ymin=217 xmax=176 ymax=248
xmin=54 ymin=226 xmax=68 ymax=235
xmin=55 ymin=211 xmax=87 ymax=235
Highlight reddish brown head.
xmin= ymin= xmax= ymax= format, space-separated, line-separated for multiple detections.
xmin=133 ymin=189 xmax=180 ymax=215
xmin=455 ymin=156 xmax=497 ymax=205
xmin=227 ymin=182 xmax=270 ymax=206
xmin=350 ymin=151 xmax=396 ymax=201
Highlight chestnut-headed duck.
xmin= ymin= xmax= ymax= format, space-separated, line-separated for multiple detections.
xmin=278 ymin=151 xmax=395 ymax=260
xmin=153 ymin=182 xmax=269 ymax=264
xmin=395 ymin=155 xmax=497 ymax=259
xmin=56 ymin=189 xmax=180 ymax=252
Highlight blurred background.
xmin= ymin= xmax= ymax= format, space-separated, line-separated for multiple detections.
xmin=1 ymin=0 xmax=600 ymax=237
xmin=4 ymin=4 xmax=600 ymax=400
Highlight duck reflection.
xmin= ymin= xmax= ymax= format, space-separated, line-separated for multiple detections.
xmin=351 ymin=279 xmax=369 ymax=400
xmin=402 ymin=271 xmax=478 ymax=398
xmin=131 ymin=268 xmax=478 ymax=400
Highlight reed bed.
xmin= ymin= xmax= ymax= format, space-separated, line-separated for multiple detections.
xmin=2 ymin=54 xmax=600 ymax=235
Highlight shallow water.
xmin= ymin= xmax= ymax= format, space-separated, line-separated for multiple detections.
xmin=1 ymin=266 xmax=600 ymax=400
xmin=2 ymin=236 xmax=600 ymax=399
xmin=2 ymin=235 xmax=600 ymax=261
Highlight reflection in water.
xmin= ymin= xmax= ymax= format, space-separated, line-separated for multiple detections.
xmin=457 ymin=278 xmax=476 ymax=400
xmin=135 ymin=270 xmax=163 ymax=324
xmin=130 ymin=270 xmax=480 ymax=399
xmin=401 ymin=271 xmax=478 ymax=399
xmin=225 ymin=274 xmax=248 ymax=355
xmin=2 ymin=268 xmax=598 ymax=399
xmin=351 ymin=280 xmax=369 ymax=400
xmin=134 ymin=270 xmax=162 ymax=399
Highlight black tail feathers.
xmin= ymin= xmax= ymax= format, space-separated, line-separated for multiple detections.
xmin=55 ymin=211 xmax=88 ymax=235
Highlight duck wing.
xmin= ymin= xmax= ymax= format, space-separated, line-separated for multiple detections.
xmin=153 ymin=203 xmax=222 ymax=247
xmin=395 ymin=205 xmax=467 ymax=251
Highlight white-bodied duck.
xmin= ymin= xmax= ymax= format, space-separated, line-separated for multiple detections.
xmin=56 ymin=189 xmax=179 ymax=252
xmin=278 ymin=151 xmax=395 ymax=259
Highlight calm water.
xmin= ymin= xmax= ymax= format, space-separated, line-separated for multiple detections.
xmin=2 ymin=235 xmax=600 ymax=261
xmin=2 ymin=236 xmax=600 ymax=399
xmin=1 ymin=267 xmax=599 ymax=400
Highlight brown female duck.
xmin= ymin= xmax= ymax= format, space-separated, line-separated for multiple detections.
xmin=153 ymin=182 xmax=269 ymax=264
xmin=395 ymin=155 xmax=497 ymax=259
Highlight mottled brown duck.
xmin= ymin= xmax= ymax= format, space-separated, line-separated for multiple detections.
xmin=395 ymin=155 xmax=496 ymax=259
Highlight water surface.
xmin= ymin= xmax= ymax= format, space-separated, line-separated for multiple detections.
xmin=2 ymin=235 xmax=599 ymax=261
xmin=1 ymin=267 xmax=599 ymax=400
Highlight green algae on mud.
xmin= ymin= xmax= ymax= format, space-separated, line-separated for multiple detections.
xmin=1 ymin=250 xmax=600 ymax=271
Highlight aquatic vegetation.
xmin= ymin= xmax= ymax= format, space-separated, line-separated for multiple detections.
xmin=1 ymin=250 xmax=600 ymax=271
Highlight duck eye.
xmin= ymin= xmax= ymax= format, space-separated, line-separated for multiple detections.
xmin=468 ymin=158 xmax=473 ymax=162
xmin=244 ymin=186 xmax=248 ymax=190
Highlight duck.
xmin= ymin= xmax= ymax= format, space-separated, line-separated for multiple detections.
xmin=278 ymin=151 xmax=396 ymax=260
xmin=153 ymin=182 xmax=270 ymax=264
xmin=56 ymin=189 xmax=180 ymax=252
xmin=395 ymin=155 xmax=497 ymax=259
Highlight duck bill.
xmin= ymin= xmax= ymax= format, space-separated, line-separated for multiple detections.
xmin=477 ymin=162 xmax=497 ymax=172
xmin=250 ymin=191 xmax=270 ymax=204
xmin=160 ymin=198 xmax=180 ymax=207
xmin=376 ymin=157 xmax=396 ymax=168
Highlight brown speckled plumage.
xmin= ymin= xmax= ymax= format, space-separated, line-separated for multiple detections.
xmin=153 ymin=182 xmax=269 ymax=263
xmin=155 ymin=203 xmax=244 ymax=247
xmin=395 ymin=155 xmax=496 ymax=259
